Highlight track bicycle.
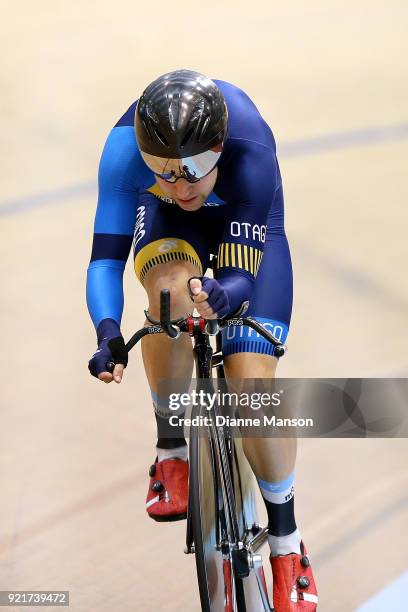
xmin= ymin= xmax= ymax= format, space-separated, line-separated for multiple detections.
xmin=108 ymin=288 xmax=286 ymax=611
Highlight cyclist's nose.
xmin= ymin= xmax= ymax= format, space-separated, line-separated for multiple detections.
xmin=174 ymin=179 xmax=194 ymax=198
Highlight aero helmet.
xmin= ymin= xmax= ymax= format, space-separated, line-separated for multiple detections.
xmin=135 ymin=69 xmax=228 ymax=182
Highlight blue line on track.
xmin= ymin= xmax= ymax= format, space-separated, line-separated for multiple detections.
xmin=0 ymin=181 xmax=95 ymax=218
xmin=1 ymin=123 xmax=407 ymax=218
xmin=356 ymin=570 xmax=408 ymax=611
xmin=278 ymin=122 xmax=408 ymax=157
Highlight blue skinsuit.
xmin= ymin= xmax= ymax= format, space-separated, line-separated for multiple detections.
xmin=87 ymin=80 xmax=293 ymax=356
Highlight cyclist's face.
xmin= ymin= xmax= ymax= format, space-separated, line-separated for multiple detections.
xmin=155 ymin=168 xmax=218 ymax=211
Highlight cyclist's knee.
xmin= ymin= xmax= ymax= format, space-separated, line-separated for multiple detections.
xmin=144 ymin=261 xmax=200 ymax=318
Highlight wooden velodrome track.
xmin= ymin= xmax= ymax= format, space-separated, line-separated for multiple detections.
xmin=1 ymin=2 xmax=407 ymax=610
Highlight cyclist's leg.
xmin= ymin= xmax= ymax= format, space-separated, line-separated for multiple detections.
xmin=135 ymin=193 xmax=214 ymax=446
xmin=134 ymin=192 xmax=223 ymax=519
xmin=142 ymin=260 xmax=198 ymax=403
xmin=224 ymin=354 xmax=296 ymax=482
xmin=221 ymin=183 xmax=295 ymax=488
xmin=142 ymin=258 xmax=198 ymax=520
xmin=220 ymin=185 xmax=298 ymax=533
xmin=221 ymin=186 xmax=317 ymax=608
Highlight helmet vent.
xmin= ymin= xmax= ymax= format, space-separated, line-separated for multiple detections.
xmin=141 ymin=119 xmax=154 ymax=141
xmin=197 ymin=116 xmax=210 ymax=143
xmin=153 ymin=127 xmax=169 ymax=147
xmin=180 ymin=126 xmax=195 ymax=148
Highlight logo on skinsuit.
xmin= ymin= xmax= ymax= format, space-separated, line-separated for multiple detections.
xmin=134 ymin=238 xmax=203 ymax=284
xmin=133 ymin=206 xmax=146 ymax=247
xmin=158 ymin=240 xmax=178 ymax=253
xmin=224 ymin=321 xmax=285 ymax=342
xmin=230 ymin=222 xmax=267 ymax=243
xmin=221 ymin=318 xmax=288 ymax=358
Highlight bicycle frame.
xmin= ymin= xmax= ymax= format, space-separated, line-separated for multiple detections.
xmin=184 ymin=317 xmax=274 ymax=611
xmin=185 ymin=326 xmax=240 ymax=551
xmin=109 ymin=289 xmax=286 ymax=611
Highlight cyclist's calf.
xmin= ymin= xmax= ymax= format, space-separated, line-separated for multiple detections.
xmin=144 ymin=260 xmax=200 ymax=319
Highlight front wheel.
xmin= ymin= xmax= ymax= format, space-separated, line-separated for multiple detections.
xmin=189 ymin=413 xmax=225 ymax=610
xmin=189 ymin=411 xmax=251 ymax=611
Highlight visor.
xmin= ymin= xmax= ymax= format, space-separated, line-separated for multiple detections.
xmin=140 ymin=148 xmax=222 ymax=183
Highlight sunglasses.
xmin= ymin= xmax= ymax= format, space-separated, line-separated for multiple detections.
xmin=140 ymin=148 xmax=222 ymax=183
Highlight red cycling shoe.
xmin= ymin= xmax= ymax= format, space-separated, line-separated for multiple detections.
xmin=145 ymin=458 xmax=188 ymax=522
xmin=271 ymin=541 xmax=318 ymax=611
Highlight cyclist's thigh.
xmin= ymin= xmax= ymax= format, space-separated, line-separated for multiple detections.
xmin=222 ymin=185 xmax=293 ymax=358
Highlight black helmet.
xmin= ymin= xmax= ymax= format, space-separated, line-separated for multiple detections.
xmin=135 ymin=69 xmax=228 ymax=182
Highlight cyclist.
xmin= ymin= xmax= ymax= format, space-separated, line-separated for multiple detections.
xmin=87 ymin=69 xmax=318 ymax=611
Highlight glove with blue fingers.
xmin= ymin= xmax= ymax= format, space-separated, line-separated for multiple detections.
xmin=88 ymin=318 xmax=128 ymax=382
xmin=188 ymin=276 xmax=230 ymax=319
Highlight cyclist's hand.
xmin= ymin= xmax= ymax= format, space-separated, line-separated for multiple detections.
xmin=189 ymin=277 xmax=230 ymax=319
xmin=99 ymin=362 xmax=125 ymax=384
xmin=88 ymin=319 xmax=128 ymax=384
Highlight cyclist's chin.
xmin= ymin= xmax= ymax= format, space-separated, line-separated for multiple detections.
xmin=175 ymin=196 xmax=204 ymax=211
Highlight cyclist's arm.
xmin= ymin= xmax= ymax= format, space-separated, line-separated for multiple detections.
xmin=87 ymin=124 xmax=149 ymax=329
xmin=215 ymin=142 xmax=281 ymax=313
